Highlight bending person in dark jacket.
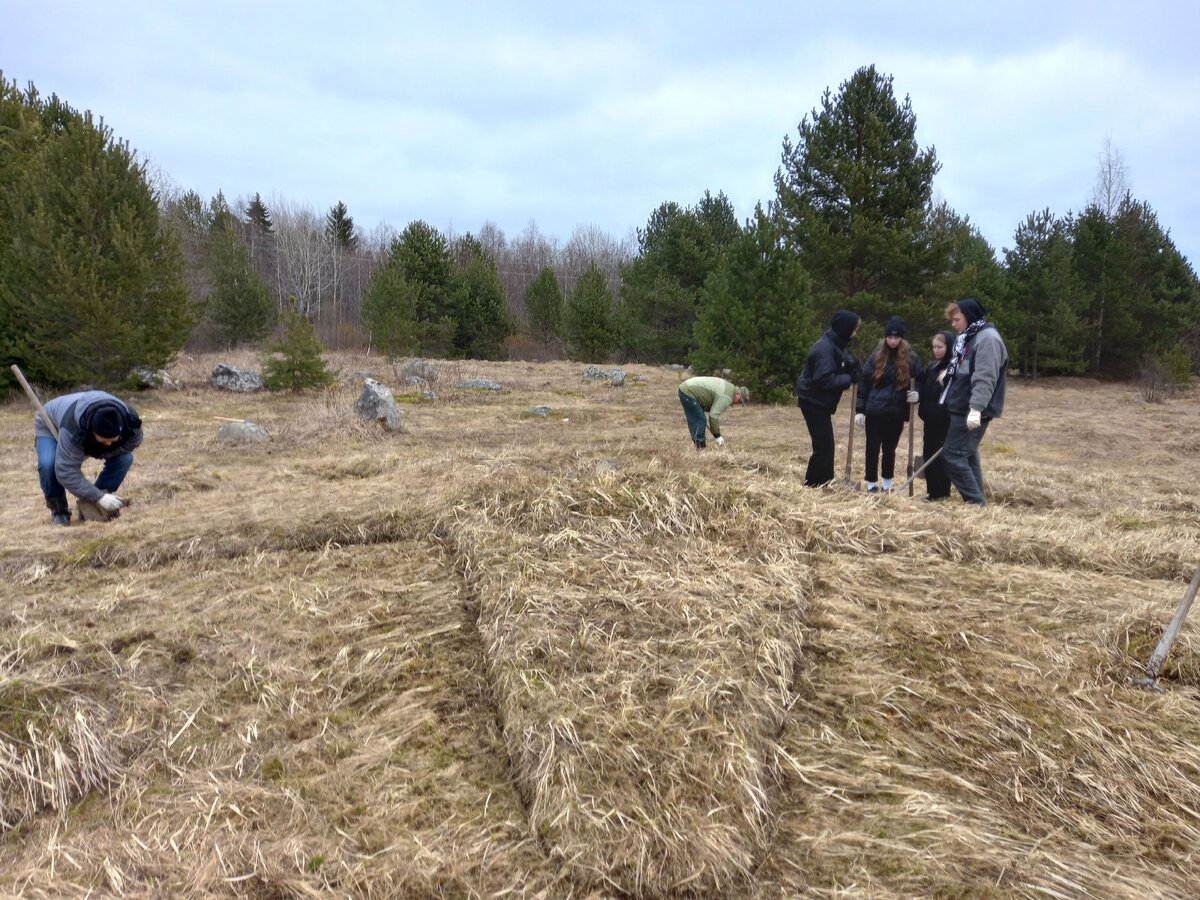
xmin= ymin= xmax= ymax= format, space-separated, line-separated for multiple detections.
xmin=34 ymin=391 xmax=143 ymax=525
xmin=796 ymin=310 xmax=860 ymax=487
xmin=854 ymin=315 xmax=922 ymax=492
xmin=918 ymin=329 xmax=957 ymax=501
xmin=939 ymin=298 xmax=1007 ymax=507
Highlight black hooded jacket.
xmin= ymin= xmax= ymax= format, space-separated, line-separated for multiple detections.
xmin=796 ymin=311 xmax=860 ymax=415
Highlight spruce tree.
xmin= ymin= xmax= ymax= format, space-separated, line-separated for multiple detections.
xmin=775 ymin=65 xmax=942 ymax=325
xmin=525 ymin=266 xmax=563 ymax=347
xmin=325 ymin=200 xmax=357 ymax=251
xmin=245 ymin=192 xmax=274 ymax=234
xmin=563 ymin=263 xmax=616 ymax=361
xmin=691 ymin=207 xmax=815 ymax=402
xmin=261 ymin=304 xmax=336 ymax=391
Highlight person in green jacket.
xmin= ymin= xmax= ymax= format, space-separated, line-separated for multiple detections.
xmin=678 ymin=376 xmax=749 ymax=449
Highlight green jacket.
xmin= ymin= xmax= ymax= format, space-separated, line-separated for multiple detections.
xmin=679 ymin=377 xmax=737 ymax=438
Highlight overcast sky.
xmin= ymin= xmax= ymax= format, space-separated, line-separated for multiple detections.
xmin=3 ymin=1 xmax=1198 ymax=265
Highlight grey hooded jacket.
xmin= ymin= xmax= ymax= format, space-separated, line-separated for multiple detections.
xmin=942 ymin=326 xmax=1008 ymax=418
xmin=35 ymin=391 xmax=144 ymax=501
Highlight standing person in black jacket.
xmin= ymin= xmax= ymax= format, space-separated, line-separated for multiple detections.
xmin=854 ymin=316 xmax=922 ymax=492
xmin=918 ymin=330 xmax=956 ymax=501
xmin=796 ymin=310 xmax=860 ymax=487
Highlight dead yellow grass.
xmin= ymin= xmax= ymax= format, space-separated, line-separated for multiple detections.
xmin=1 ymin=357 xmax=1199 ymax=896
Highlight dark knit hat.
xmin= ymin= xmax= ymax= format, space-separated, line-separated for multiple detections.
xmin=885 ymin=315 xmax=907 ymax=338
xmin=956 ymin=297 xmax=986 ymax=324
xmin=91 ymin=406 xmax=123 ymax=439
xmin=830 ymin=310 xmax=860 ymax=343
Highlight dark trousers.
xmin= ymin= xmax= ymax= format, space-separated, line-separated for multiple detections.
xmin=36 ymin=435 xmax=133 ymax=500
xmin=679 ymin=390 xmax=708 ymax=447
xmin=922 ymin=417 xmax=951 ymax=499
xmin=943 ymin=415 xmax=990 ymax=505
xmin=864 ymin=416 xmax=905 ymax=482
xmin=800 ymin=404 xmax=836 ymax=486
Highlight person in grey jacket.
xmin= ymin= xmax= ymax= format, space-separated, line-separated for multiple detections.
xmin=34 ymin=391 xmax=143 ymax=525
xmin=939 ymin=298 xmax=1007 ymax=507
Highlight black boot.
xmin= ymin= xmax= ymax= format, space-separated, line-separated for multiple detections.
xmin=46 ymin=495 xmax=71 ymax=527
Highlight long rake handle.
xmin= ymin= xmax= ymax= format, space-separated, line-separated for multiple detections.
xmin=11 ymin=364 xmax=58 ymax=440
xmin=896 ymin=446 xmax=944 ymax=495
xmin=1145 ymin=567 xmax=1200 ymax=680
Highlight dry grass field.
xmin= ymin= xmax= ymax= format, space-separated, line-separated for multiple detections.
xmin=3 ymin=351 xmax=1200 ymax=898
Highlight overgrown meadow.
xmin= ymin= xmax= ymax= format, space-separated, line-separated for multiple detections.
xmin=2 ymin=353 xmax=1200 ymax=898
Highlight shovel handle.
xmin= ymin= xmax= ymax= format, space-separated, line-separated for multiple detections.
xmin=11 ymin=365 xmax=59 ymax=440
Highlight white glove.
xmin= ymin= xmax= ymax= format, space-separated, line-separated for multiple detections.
xmin=906 ymin=390 xmax=919 ymax=404
xmin=854 ymin=413 xmax=865 ymax=428
xmin=714 ymin=435 xmax=725 ymax=446
xmin=966 ymin=409 xmax=982 ymax=431
xmin=98 ymin=493 xmax=124 ymax=513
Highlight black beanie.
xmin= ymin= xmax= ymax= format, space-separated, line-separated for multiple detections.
xmin=91 ymin=406 xmax=123 ymax=439
xmin=957 ymin=297 xmax=986 ymax=324
xmin=885 ymin=315 xmax=907 ymax=338
xmin=830 ymin=310 xmax=860 ymax=343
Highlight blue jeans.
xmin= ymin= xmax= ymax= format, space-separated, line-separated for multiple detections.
xmin=679 ymin=390 xmax=708 ymax=447
xmin=942 ymin=415 xmax=989 ymax=505
xmin=36 ymin=436 xmax=133 ymax=501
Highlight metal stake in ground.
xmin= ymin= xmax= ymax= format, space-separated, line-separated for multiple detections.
xmin=906 ymin=400 xmax=916 ymax=497
xmin=841 ymin=383 xmax=858 ymax=489
xmin=1133 ymin=567 xmax=1200 ymax=692
xmin=10 ymin=364 xmax=59 ymax=439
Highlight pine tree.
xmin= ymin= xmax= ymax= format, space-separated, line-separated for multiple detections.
xmin=361 ymin=237 xmax=420 ymax=361
xmin=261 ymin=304 xmax=336 ymax=391
xmin=205 ymin=213 xmax=274 ymax=346
xmin=775 ymin=65 xmax=942 ymax=325
xmin=1001 ymin=209 xmax=1087 ymax=377
xmin=691 ymin=207 xmax=815 ymax=402
xmin=245 ymin=192 xmax=274 ymax=234
xmin=619 ymin=191 xmax=740 ymax=362
xmin=449 ymin=243 xmax=513 ymax=359
xmin=325 ymin=200 xmax=357 ymax=251
xmin=525 ymin=267 xmax=563 ymax=347
xmin=0 ymin=81 xmax=190 ymax=387
xmin=563 ymin=263 xmax=616 ymax=361
xmin=395 ymin=220 xmax=456 ymax=354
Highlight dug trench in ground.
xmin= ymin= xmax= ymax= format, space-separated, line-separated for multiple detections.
xmin=0 ymin=540 xmax=574 ymax=897
xmin=752 ymin=551 xmax=1200 ymax=897
xmin=439 ymin=465 xmax=814 ymax=897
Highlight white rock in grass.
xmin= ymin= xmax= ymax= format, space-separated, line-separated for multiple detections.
xmin=216 ymin=421 xmax=271 ymax=443
xmin=354 ymin=379 xmax=405 ymax=432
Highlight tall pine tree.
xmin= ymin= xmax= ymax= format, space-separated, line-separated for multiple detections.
xmin=775 ymin=65 xmax=942 ymax=326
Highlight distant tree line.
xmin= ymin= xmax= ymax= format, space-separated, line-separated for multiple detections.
xmin=3 ymin=65 xmax=1197 ymax=400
